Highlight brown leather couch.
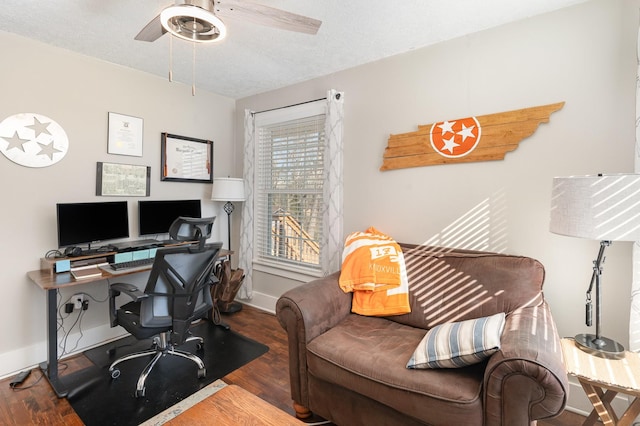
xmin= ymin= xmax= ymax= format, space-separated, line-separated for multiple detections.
xmin=276 ymin=243 xmax=568 ymax=426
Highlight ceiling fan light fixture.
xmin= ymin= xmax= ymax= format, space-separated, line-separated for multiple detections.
xmin=160 ymin=4 xmax=226 ymax=43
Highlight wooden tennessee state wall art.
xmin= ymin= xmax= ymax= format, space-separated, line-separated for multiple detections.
xmin=380 ymin=102 xmax=564 ymax=171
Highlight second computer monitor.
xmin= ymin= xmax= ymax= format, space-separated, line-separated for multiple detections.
xmin=138 ymin=199 xmax=201 ymax=236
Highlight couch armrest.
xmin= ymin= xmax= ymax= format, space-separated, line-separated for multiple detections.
xmin=484 ymin=301 xmax=568 ymax=426
xmin=275 ymin=271 xmax=352 ymax=408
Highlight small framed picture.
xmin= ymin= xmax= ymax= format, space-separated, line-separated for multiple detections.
xmin=107 ymin=112 xmax=143 ymax=157
xmin=96 ymin=162 xmax=151 ymax=196
xmin=161 ymin=133 xmax=213 ymax=183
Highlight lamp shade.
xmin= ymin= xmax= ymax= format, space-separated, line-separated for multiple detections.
xmin=550 ymin=174 xmax=640 ymax=241
xmin=211 ymin=177 xmax=245 ymax=202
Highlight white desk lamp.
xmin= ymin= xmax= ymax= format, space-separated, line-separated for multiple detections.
xmin=550 ymin=174 xmax=640 ymax=359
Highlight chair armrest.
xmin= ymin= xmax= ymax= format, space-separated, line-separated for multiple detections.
xmin=110 ymin=282 xmax=147 ymax=301
xmin=484 ymin=301 xmax=568 ymax=426
xmin=109 ymin=282 xmax=148 ymax=327
xmin=275 ymin=271 xmax=352 ymax=408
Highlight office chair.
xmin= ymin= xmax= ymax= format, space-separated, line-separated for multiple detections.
xmin=107 ymin=216 xmax=222 ymax=398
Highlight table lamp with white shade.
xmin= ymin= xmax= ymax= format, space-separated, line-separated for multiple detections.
xmin=550 ymin=173 xmax=640 ymax=359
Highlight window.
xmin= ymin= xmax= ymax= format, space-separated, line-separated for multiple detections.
xmin=254 ymin=101 xmax=326 ymax=273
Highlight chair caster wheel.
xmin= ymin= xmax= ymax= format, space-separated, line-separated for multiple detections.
xmin=135 ymin=388 xmax=146 ymax=398
xmin=110 ymin=369 xmax=120 ymax=379
xmin=196 ymin=342 xmax=203 ymax=351
xmin=198 ymin=368 xmax=206 ymax=378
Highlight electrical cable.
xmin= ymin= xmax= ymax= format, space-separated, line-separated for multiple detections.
xmin=45 ymin=249 xmax=64 ymax=259
xmin=56 ymin=290 xmax=87 ymax=358
xmin=10 ymin=369 xmax=45 ymax=391
xmin=83 ymin=291 xmax=108 ymax=304
xmin=59 ymin=308 xmax=85 ymax=357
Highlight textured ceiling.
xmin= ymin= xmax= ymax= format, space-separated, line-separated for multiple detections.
xmin=0 ymin=0 xmax=588 ymax=99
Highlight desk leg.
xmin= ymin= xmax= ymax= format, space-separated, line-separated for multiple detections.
xmin=40 ymin=288 xmax=68 ymax=398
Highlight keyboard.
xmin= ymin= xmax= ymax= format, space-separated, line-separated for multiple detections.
xmin=99 ymin=258 xmax=155 ymax=275
xmin=110 ymin=239 xmax=160 ymax=250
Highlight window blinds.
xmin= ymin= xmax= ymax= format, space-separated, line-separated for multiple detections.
xmin=255 ymin=114 xmax=325 ymax=268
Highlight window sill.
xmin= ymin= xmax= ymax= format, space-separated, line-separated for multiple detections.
xmin=252 ymin=259 xmax=323 ymax=283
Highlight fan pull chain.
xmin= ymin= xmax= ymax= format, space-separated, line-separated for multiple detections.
xmin=168 ymin=34 xmax=173 ymax=82
xmin=192 ymin=40 xmax=196 ymax=96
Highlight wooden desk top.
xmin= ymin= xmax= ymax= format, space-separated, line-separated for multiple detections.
xmin=165 ymin=384 xmax=304 ymax=426
xmin=27 ymin=268 xmax=126 ymax=290
xmin=28 ymin=248 xmax=231 ymax=290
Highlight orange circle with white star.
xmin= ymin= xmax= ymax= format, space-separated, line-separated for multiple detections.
xmin=429 ymin=116 xmax=481 ymax=158
xmin=0 ymin=113 xmax=68 ymax=167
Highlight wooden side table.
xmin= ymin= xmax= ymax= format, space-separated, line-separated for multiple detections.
xmin=561 ymin=338 xmax=640 ymax=425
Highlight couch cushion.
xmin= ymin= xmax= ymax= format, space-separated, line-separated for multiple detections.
xmin=407 ymin=312 xmax=505 ymax=369
xmin=388 ymin=243 xmax=544 ymax=330
xmin=307 ymin=314 xmax=485 ymax=424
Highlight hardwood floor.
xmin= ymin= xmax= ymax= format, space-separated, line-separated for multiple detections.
xmin=0 ymin=305 xmax=589 ymax=425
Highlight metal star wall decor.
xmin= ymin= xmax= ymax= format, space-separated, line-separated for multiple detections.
xmin=0 ymin=113 xmax=69 ymax=167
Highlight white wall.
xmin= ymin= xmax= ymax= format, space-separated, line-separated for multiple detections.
xmin=0 ymin=31 xmax=236 ymax=377
xmin=236 ymin=0 xmax=639 ymax=414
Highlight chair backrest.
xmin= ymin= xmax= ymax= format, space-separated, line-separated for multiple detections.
xmin=168 ymin=215 xmax=216 ymax=250
xmin=140 ymin=217 xmax=222 ymax=344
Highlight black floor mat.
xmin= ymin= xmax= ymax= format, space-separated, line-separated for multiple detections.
xmin=63 ymin=321 xmax=269 ymax=426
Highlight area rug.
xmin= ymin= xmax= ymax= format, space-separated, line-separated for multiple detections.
xmin=64 ymin=321 xmax=268 ymax=426
xmin=140 ymin=379 xmax=227 ymax=425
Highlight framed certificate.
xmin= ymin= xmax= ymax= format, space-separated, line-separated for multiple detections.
xmin=96 ymin=162 xmax=150 ymax=196
xmin=107 ymin=112 xmax=143 ymax=157
xmin=161 ymin=133 xmax=213 ymax=183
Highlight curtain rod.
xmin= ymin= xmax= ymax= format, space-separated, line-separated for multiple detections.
xmin=252 ymin=97 xmax=327 ymax=115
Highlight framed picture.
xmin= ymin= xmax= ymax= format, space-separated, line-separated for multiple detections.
xmin=161 ymin=133 xmax=213 ymax=183
xmin=96 ymin=162 xmax=151 ymax=196
xmin=107 ymin=112 xmax=143 ymax=157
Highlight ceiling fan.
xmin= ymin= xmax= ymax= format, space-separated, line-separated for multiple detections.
xmin=135 ymin=0 xmax=322 ymax=43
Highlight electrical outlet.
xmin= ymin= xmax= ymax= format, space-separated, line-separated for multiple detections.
xmin=73 ymin=293 xmax=84 ymax=310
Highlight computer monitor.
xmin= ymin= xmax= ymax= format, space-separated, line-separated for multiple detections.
xmin=56 ymin=201 xmax=129 ymax=248
xmin=138 ymin=199 xmax=202 ymax=236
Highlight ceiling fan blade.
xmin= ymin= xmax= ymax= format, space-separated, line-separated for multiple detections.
xmin=135 ymin=14 xmax=167 ymax=42
xmin=215 ymin=1 xmax=321 ymax=35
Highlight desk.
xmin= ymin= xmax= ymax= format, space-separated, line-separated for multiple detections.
xmin=28 ymin=262 xmax=150 ymax=398
xmin=561 ymin=338 xmax=640 ymax=425
xmin=27 ymin=248 xmax=230 ymax=398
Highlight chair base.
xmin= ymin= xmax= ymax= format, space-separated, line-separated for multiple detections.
xmin=109 ymin=331 xmax=206 ymax=398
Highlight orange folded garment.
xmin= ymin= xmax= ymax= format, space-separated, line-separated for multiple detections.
xmin=339 ymin=227 xmax=411 ymax=316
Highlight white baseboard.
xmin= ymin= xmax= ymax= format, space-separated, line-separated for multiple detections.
xmin=238 ymin=290 xmax=278 ymax=314
xmin=0 ymin=324 xmax=127 ymax=379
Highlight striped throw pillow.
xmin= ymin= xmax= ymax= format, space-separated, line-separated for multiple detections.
xmin=406 ymin=312 xmax=506 ymax=369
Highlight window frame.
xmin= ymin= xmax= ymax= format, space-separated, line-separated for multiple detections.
xmin=252 ymin=100 xmax=327 ymax=280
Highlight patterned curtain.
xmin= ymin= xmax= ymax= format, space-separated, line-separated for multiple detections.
xmin=237 ymin=92 xmax=344 ymax=299
xmin=238 ymin=109 xmax=255 ymax=299
xmin=322 ymin=89 xmax=345 ymax=274
xmin=632 ymin=23 xmax=640 ymax=352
